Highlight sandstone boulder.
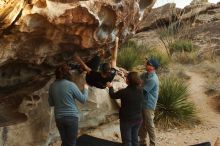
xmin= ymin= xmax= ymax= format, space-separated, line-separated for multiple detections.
xmin=0 ymin=0 xmax=156 ymax=145
xmin=0 ymin=0 xmax=155 ymax=126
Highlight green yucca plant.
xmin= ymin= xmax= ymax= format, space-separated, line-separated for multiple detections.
xmin=169 ymin=39 xmax=196 ymax=55
xmin=146 ymin=49 xmax=170 ymax=69
xmin=118 ymin=40 xmax=146 ymax=70
xmin=120 ymin=40 xmax=139 ymax=50
xmin=172 ymin=51 xmax=199 ymax=64
xmin=118 ymin=47 xmax=141 ymax=70
xmin=155 ymin=77 xmax=197 ymax=129
xmin=118 ymin=40 xmax=170 ymax=70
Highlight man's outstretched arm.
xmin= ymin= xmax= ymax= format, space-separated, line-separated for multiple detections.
xmin=111 ymin=37 xmax=119 ymax=69
xmin=74 ymin=55 xmax=92 ymax=73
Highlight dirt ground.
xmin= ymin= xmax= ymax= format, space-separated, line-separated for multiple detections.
xmin=85 ymin=67 xmax=220 ymax=146
xmin=51 ymin=62 xmax=220 ymax=146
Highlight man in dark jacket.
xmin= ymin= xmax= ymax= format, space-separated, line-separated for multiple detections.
xmin=74 ymin=37 xmax=119 ymax=89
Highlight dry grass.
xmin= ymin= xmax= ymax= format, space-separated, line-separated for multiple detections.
xmin=209 ymin=95 xmax=220 ymax=113
xmin=172 ymin=52 xmax=199 ymax=64
xmin=197 ymin=42 xmax=217 ymax=61
xmin=192 ymin=60 xmax=220 ymax=95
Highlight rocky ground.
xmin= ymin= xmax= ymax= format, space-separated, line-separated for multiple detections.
xmin=38 ymin=2 xmax=220 ymax=146
xmin=80 ymin=63 xmax=220 ymax=146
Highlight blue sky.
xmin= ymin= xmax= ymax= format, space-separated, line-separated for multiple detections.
xmin=154 ymin=0 xmax=220 ymax=8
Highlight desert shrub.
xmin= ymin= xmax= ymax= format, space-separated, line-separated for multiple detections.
xmin=118 ymin=40 xmax=147 ymax=70
xmin=197 ymin=61 xmax=220 ymax=95
xmin=120 ymin=40 xmax=139 ymax=50
xmin=169 ymin=39 xmax=196 ymax=54
xmin=157 ymin=19 xmax=187 ymax=57
xmin=118 ymin=41 xmax=170 ymax=70
xmin=157 ymin=15 xmax=196 ymax=57
xmin=168 ymin=39 xmax=200 ymax=64
xmin=146 ymin=49 xmax=170 ymax=69
xmin=158 ymin=22 xmax=181 ymax=38
xmin=172 ymin=51 xmax=199 ymax=64
xmin=155 ymin=77 xmax=198 ymax=129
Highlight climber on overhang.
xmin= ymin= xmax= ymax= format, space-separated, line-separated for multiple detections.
xmin=73 ymin=37 xmax=120 ymax=89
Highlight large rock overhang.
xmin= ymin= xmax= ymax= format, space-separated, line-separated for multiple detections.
xmin=0 ymin=0 xmax=156 ymax=126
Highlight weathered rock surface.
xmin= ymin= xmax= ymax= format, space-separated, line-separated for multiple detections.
xmin=138 ymin=2 xmax=220 ymax=31
xmin=0 ymin=0 xmax=155 ymax=145
xmin=0 ymin=0 xmax=154 ymax=123
xmin=138 ymin=3 xmax=182 ymax=31
xmin=187 ymin=21 xmax=220 ymax=56
xmin=136 ymin=2 xmax=220 ymax=56
xmin=0 ymin=73 xmax=127 ymax=146
xmin=190 ymin=0 xmax=208 ymax=5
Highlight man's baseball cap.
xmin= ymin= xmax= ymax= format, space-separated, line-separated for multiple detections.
xmin=146 ymin=58 xmax=160 ymax=69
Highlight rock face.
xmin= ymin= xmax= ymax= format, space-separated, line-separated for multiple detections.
xmin=0 ymin=0 xmax=155 ymax=145
xmin=136 ymin=2 xmax=220 ymax=55
xmin=138 ymin=2 xmax=220 ymax=31
xmin=0 ymin=73 xmax=127 ymax=146
xmin=138 ymin=3 xmax=182 ymax=31
xmin=190 ymin=0 xmax=208 ymax=5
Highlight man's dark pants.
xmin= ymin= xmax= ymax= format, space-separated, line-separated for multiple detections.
xmin=56 ymin=116 xmax=78 ymax=146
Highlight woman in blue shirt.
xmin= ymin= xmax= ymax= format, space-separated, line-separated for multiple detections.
xmin=48 ymin=64 xmax=88 ymax=146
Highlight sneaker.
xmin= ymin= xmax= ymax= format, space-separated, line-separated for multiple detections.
xmin=68 ymin=64 xmax=84 ymax=74
xmin=69 ymin=64 xmax=81 ymax=70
